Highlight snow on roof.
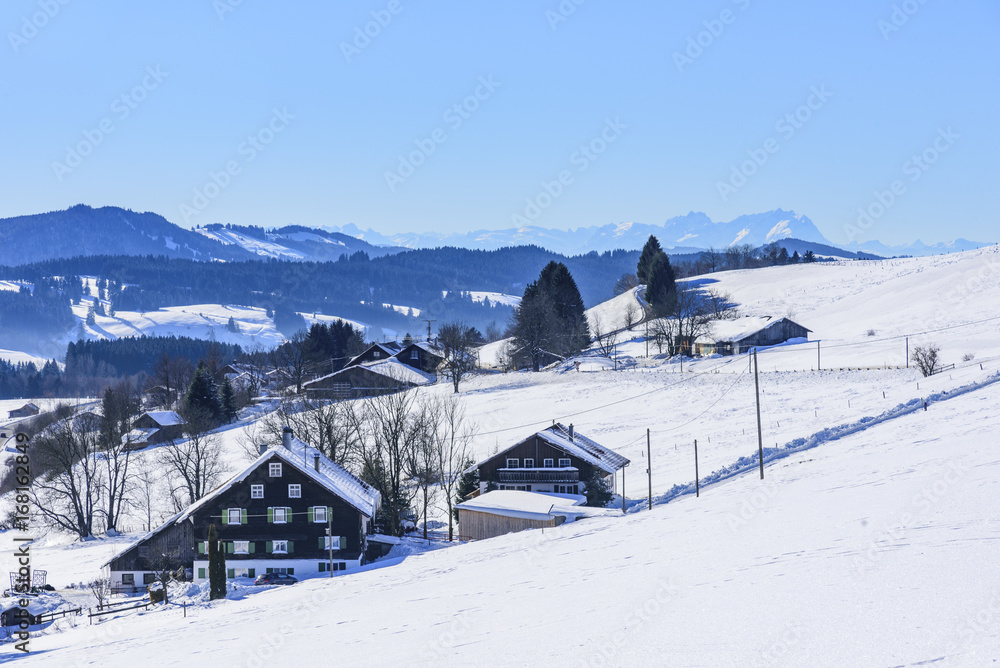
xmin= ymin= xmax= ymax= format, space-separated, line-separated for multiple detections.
xmin=534 ymin=423 xmax=631 ymax=474
xmin=456 ymin=491 xmax=591 ymax=522
xmin=102 ymin=510 xmax=186 ymax=568
xmin=410 ymin=341 xmax=444 ymax=357
xmin=303 ymin=357 xmax=435 ymax=390
xmin=696 ymin=316 xmax=810 ymax=345
xmin=143 ymin=410 xmax=185 ymax=426
xmin=175 ymin=437 xmax=380 ymax=523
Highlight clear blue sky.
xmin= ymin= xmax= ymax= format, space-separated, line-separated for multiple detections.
xmin=2 ymin=0 xmax=997 ymax=245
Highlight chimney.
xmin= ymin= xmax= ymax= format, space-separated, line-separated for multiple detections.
xmin=258 ymin=443 xmax=267 ymax=456
xmin=568 ymin=424 xmax=574 ymax=441
xmin=282 ymin=426 xmax=293 ymax=450
xmin=313 ymin=454 xmax=321 ymax=472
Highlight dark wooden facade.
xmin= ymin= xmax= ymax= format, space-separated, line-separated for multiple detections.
xmin=396 ymin=343 xmax=444 ymax=374
xmin=303 ymin=366 xmax=415 ymax=400
xmin=477 ymin=434 xmax=599 ymax=495
xmin=698 ymin=318 xmax=811 ymax=356
xmin=347 ymin=342 xmax=402 ymax=367
xmin=106 ymin=520 xmax=196 ymax=574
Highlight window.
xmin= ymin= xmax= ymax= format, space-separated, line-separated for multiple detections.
xmin=319 ymin=562 xmax=327 ymax=573
xmin=269 ymin=463 xmax=282 ymax=477
xmin=523 ymin=458 xmax=535 ymax=468
xmin=143 ymin=573 xmax=156 ymax=585
xmin=273 ymin=540 xmax=288 ymax=554
xmin=410 ymin=350 xmax=419 ymax=360
xmin=288 ymin=484 xmax=301 ymax=499
xmin=320 ymin=536 xmax=346 ymax=551
xmin=558 ymin=458 xmax=571 ymax=467
xmin=506 ymin=458 xmax=519 ymax=468
xmin=251 ymin=484 xmax=263 ymax=499
xmin=234 ymin=567 xmax=250 ymax=578
xmin=198 ymin=568 xmax=206 ymax=580
xmin=373 ymin=350 xmax=381 ymax=358
xmin=273 ymin=507 xmax=287 ymax=524
xmin=234 ymin=541 xmax=250 ymax=555
xmin=227 ymin=508 xmax=243 ymax=525
xmin=121 ymin=573 xmax=134 ymax=585
xmin=313 ymin=506 xmax=327 ymax=523
xmin=543 ymin=458 xmax=554 ymax=468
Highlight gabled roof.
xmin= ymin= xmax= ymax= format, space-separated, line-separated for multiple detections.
xmin=346 ymin=341 xmax=404 ymax=368
xmin=177 ymin=437 xmax=380 ymax=522
xmin=456 ymin=490 xmax=594 ymax=522
xmin=477 ymin=423 xmax=630 ymax=475
xmin=696 ymin=316 xmax=812 ymax=345
xmin=404 ymin=341 xmax=444 ymax=358
xmin=303 ymin=358 xmax=434 ymax=390
xmin=141 ymin=410 xmax=185 ymax=427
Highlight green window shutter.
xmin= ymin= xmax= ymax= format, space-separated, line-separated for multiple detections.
xmin=221 ymin=509 xmax=229 ymax=525
xmin=339 ymin=536 xmax=346 ymax=549
xmin=318 ymin=536 xmax=325 ymax=550
xmin=267 ymin=508 xmax=273 ymax=523
xmin=287 ymin=541 xmax=294 ymax=554
xmin=198 ymin=568 xmax=206 ymax=579
xmin=197 ymin=542 xmax=205 ymax=554
xmin=287 ymin=568 xmax=294 ymax=575
xmin=226 ymin=542 xmax=233 ymax=554
xmin=249 ymin=542 xmax=256 ymax=554
xmin=287 ymin=507 xmax=293 ymax=522
xmin=319 ymin=562 xmax=325 ymax=572
xmin=241 ymin=508 xmax=247 ymax=524
xmin=227 ymin=568 xmax=234 ymax=579
xmin=307 ymin=507 xmax=314 ymax=523
xmin=328 ymin=506 xmax=333 ymax=519
xmin=266 ymin=541 xmax=273 ymax=553
xmin=248 ymin=568 xmax=255 ymax=578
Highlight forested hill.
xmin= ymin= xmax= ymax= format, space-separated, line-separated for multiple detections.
xmin=0 ymin=205 xmax=258 ymax=264
xmin=3 ymin=246 xmax=643 ymax=315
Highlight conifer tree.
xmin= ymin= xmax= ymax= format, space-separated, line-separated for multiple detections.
xmin=646 ymin=252 xmax=678 ymax=316
xmin=584 ymin=469 xmax=613 ymax=508
xmin=208 ymin=523 xmax=227 ymax=600
xmin=636 ymin=235 xmax=664 ymax=285
xmin=184 ymin=363 xmax=222 ymax=423
xmin=219 ymin=376 xmax=237 ymax=423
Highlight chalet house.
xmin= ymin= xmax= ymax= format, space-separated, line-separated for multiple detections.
xmin=694 ymin=317 xmax=812 ymax=357
xmin=456 ymin=490 xmax=600 ymax=541
xmin=125 ymin=411 xmax=187 ymax=449
xmin=105 ymin=428 xmax=381 ymax=589
xmin=473 ymin=423 xmax=630 ymax=498
xmin=7 ymin=403 xmax=40 ymax=420
xmin=346 ymin=342 xmax=403 ymax=367
xmin=302 ymin=359 xmax=434 ymax=401
xmin=395 ymin=342 xmax=445 ymax=374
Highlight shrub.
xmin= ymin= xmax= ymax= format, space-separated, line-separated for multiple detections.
xmin=911 ymin=344 xmax=941 ymax=377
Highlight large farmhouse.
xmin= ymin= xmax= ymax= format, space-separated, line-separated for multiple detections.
xmin=473 ymin=423 xmax=630 ymax=497
xmin=694 ymin=316 xmax=811 ymax=356
xmin=105 ymin=428 xmax=381 ymax=589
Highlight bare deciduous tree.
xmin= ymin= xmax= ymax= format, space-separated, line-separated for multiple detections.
xmin=622 ymin=301 xmax=640 ymax=331
xmin=591 ymin=315 xmax=619 ymax=359
xmin=88 ymin=577 xmax=112 ymax=608
xmin=32 ymin=425 xmax=101 ymax=539
xmin=99 ymin=380 xmax=141 ymax=534
xmin=429 ymin=396 xmax=475 ymax=541
xmin=438 ymin=322 xmax=478 ymax=393
xmin=159 ymin=416 xmax=223 ymax=510
xmin=911 ymin=344 xmax=942 ymax=377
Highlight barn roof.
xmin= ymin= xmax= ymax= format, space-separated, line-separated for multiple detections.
xmin=477 ymin=423 xmax=630 ymax=475
xmin=696 ymin=316 xmax=812 ymax=345
xmin=456 ymin=490 xmax=591 ymax=522
xmin=303 ymin=358 xmax=434 ymax=390
xmin=141 ymin=411 xmax=185 ymax=427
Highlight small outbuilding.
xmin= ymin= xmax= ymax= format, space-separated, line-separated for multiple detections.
xmin=694 ymin=316 xmax=811 ymax=356
xmin=456 ymin=491 xmax=604 ymax=541
xmin=125 ymin=411 xmax=187 ymax=449
xmin=302 ymin=359 xmax=434 ymax=400
xmin=7 ymin=403 xmax=40 ymax=420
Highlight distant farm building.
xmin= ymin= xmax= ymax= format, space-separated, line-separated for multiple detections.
xmin=694 ymin=317 xmax=811 ymax=357
xmin=7 ymin=403 xmax=40 ymax=420
xmin=456 ymin=490 xmax=599 ymax=541
xmin=302 ymin=359 xmax=434 ymax=400
xmin=125 ymin=411 xmax=187 ymax=449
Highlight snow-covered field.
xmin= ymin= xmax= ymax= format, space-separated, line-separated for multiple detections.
xmin=4 ymin=248 xmax=1000 ymax=664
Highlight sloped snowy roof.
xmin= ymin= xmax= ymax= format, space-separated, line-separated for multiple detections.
xmin=456 ymin=491 xmax=593 ymax=522
xmin=175 ymin=437 xmax=380 ymax=523
xmin=142 ymin=411 xmax=185 ymax=427
xmin=695 ymin=316 xmax=811 ymax=345
xmin=410 ymin=341 xmax=444 ymax=357
xmin=535 ymin=423 xmax=631 ymax=474
xmin=305 ymin=358 xmax=435 ymax=389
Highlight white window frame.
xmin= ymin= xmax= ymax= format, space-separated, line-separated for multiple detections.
xmin=273 ymin=507 xmax=287 ymax=524
xmin=373 ymin=350 xmax=381 ymax=358
xmin=273 ymin=540 xmax=288 ymax=554
xmin=234 ymin=540 xmax=249 ymax=555
xmin=558 ymin=458 xmax=571 ymax=467
xmin=288 ymin=484 xmax=301 ymax=499
xmin=269 ymin=463 xmax=282 ymax=477
xmin=314 ymin=506 xmax=327 ymax=523
xmin=410 ymin=349 xmax=419 ymax=360
xmin=523 ymin=458 xmax=535 ymax=468
xmin=506 ymin=458 xmax=519 ymax=469
xmin=250 ymin=484 xmax=263 ymax=499
xmin=543 ymin=458 xmax=554 ymax=468
xmin=228 ymin=508 xmax=242 ymax=525
xmin=234 ymin=567 xmax=250 ymax=578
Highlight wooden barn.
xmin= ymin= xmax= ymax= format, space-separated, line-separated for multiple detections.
xmin=456 ymin=490 xmax=596 ymax=541
xmin=395 ymin=341 xmax=444 ymax=374
xmin=694 ymin=317 xmax=811 ymax=356
xmin=105 ymin=428 xmax=381 ymax=588
xmin=7 ymin=403 xmax=39 ymax=420
xmin=302 ymin=359 xmax=434 ymax=400
xmin=345 ymin=342 xmax=403 ymax=367
xmin=472 ymin=423 xmax=630 ymax=497
xmin=124 ymin=411 xmax=187 ymax=449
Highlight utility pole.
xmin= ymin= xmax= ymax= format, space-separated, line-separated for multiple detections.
xmin=754 ymin=348 xmax=765 ymax=479
xmin=817 ymin=340 xmax=821 ymax=371
xmin=906 ymin=336 xmax=909 ymax=368
xmin=647 ymin=429 xmax=653 ymax=511
xmin=423 ymin=319 xmax=436 ymax=344
xmin=645 ymin=319 xmax=649 ymax=358
xmin=621 ymin=465 xmax=627 ymax=513
xmin=694 ymin=438 xmax=700 ymax=497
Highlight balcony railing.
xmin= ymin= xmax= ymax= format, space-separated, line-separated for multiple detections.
xmin=498 ymin=468 xmax=579 ymax=483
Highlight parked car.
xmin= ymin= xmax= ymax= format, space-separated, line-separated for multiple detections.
xmin=253 ymin=573 xmax=298 ymax=586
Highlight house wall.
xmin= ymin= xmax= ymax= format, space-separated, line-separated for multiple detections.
xmin=735 ymin=320 xmax=810 ymax=354
xmin=458 ymin=508 xmax=561 ymax=541
xmin=191 ymin=557 xmax=362 ymax=581
xmin=395 ymin=345 xmax=442 ymax=373
xmin=304 ymin=367 xmax=413 ymax=400
xmin=477 ymin=435 xmax=599 ymax=491
xmin=107 ymin=521 xmax=196 ymax=573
